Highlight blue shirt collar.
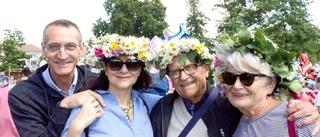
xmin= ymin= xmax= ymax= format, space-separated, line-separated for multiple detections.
xmin=42 ymin=66 xmax=78 ymax=97
xmin=95 ymin=89 xmax=139 ymax=99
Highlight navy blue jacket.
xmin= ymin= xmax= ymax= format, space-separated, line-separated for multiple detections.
xmin=150 ymin=82 xmax=242 ymax=137
xmin=8 ymin=64 xmax=98 ymax=137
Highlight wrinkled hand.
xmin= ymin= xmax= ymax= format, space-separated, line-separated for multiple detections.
xmin=60 ymin=90 xmax=106 ymax=109
xmin=66 ymin=97 xmax=104 ymax=136
xmin=286 ymin=100 xmax=320 ymax=135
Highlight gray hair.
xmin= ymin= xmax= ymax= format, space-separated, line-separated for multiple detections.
xmin=214 ymin=43 xmax=276 ymax=82
xmin=42 ymin=19 xmax=82 ymax=45
xmin=227 ymin=52 xmax=275 ymax=76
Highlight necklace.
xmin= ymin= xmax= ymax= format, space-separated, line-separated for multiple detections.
xmin=121 ymin=98 xmax=133 ymax=124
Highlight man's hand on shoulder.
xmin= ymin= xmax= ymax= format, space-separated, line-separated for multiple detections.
xmin=59 ymin=90 xmax=106 ymax=109
xmin=286 ymin=100 xmax=320 ymax=135
xmin=67 ymin=97 xmax=104 ymax=137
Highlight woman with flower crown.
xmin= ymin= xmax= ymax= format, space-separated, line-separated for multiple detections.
xmin=213 ymin=27 xmax=320 ymax=136
xmin=61 ymin=34 xmax=161 ymax=137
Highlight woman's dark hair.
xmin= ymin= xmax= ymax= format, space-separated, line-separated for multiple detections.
xmin=82 ymin=58 xmax=152 ymax=93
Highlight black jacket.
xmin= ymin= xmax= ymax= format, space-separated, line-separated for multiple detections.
xmin=8 ymin=64 xmax=99 ymax=137
xmin=150 ymin=82 xmax=241 ymax=137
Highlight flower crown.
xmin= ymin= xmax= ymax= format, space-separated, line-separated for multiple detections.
xmin=151 ymin=37 xmax=214 ymax=78
xmin=212 ymin=27 xmax=302 ymax=99
xmin=85 ymin=34 xmax=156 ymax=71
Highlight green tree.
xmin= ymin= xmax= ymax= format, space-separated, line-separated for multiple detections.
xmin=186 ymin=0 xmax=209 ymax=39
xmin=92 ymin=0 xmax=168 ymax=38
xmin=261 ymin=0 xmax=320 ymax=62
xmin=186 ymin=0 xmax=215 ymax=83
xmin=215 ymin=0 xmax=320 ymax=62
xmin=215 ymin=0 xmax=275 ymax=35
xmin=0 ymin=29 xmax=32 ymax=71
xmin=215 ymin=0 xmax=249 ymax=35
xmin=186 ymin=0 xmax=213 ymax=48
xmin=92 ymin=18 xmax=109 ymax=38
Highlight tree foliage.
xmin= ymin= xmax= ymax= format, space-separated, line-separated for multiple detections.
xmin=0 ymin=29 xmax=32 ymax=71
xmin=185 ymin=0 xmax=213 ymax=48
xmin=185 ymin=0 xmax=215 ymax=84
xmin=215 ymin=0 xmax=320 ymax=62
xmin=92 ymin=18 xmax=109 ymax=38
xmin=92 ymin=0 xmax=168 ymax=39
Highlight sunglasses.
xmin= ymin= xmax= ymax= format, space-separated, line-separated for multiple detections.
xmin=222 ymin=72 xmax=267 ymax=86
xmin=106 ymin=59 xmax=142 ymax=71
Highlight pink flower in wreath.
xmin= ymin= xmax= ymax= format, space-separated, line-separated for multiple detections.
xmin=214 ymin=56 xmax=221 ymax=67
xmin=94 ymin=47 xmax=105 ymax=59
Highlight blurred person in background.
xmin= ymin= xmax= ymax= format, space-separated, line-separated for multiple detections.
xmin=146 ymin=66 xmax=170 ymax=96
xmin=9 ymin=76 xmax=17 ymax=88
xmin=314 ymin=73 xmax=320 ymax=112
xmin=20 ymin=67 xmax=32 ymax=81
xmin=0 ymin=71 xmax=9 ymax=87
xmin=1 ymin=74 xmax=9 ymax=88
xmin=0 ymin=75 xmax=19 ymax=137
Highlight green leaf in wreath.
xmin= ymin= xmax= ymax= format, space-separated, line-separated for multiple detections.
xmin=178 ymin=54 xmax=187 ymax=66
xmin=236 ymin=45 xmax=249 ymax=55
xmin=230 ymin=36 xmax=238 ymax=42
xmin=272 ymin=65 xmax=289 ymax=78
xmin=263 ymin=41 xmax=276 ymax=54
xmin=238 ymin=27 xmax=251 ymax=45
xmin=289 ymin=80 xmax=302 ymax=93
xmin=224 ymin=39 xmax=235 ymax=47
xmin=186 ymin=50 xmax=197 ymax=63
xmin=247 ymin=42 xmax=260 ymax=51
xmin=270 ymin=52 xmax=283 ymax=65
xmin=203 ymin=59 xmax=213 ymax=65
xmin=254 ymin=30 xmax=265 ymax=45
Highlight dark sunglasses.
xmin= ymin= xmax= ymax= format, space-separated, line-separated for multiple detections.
xmin=222 ymin=72 xmax=267 ymax=86
xmin=106 ymin=59 xmax=142 ymax=71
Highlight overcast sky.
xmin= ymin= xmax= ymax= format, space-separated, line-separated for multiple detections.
xmin=0 ymin=0 xmax=319 ymax=46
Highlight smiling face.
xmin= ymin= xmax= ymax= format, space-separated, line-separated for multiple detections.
xmin=167 ymin=55 xmax=209 ymax=103
xmin=105 ymin=55 xmax=142 ymax=92
xmin=225 ymin=64 xmax=276 ymax=117
xmin=42 ymin=25 xmax=83 ymax=79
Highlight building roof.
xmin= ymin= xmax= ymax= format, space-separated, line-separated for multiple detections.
xmin=16 ymin=44 xmax=42 ymax=53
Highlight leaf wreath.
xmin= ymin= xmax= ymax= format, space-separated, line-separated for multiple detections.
xmin=220 ymin=27 xmax=302 ymax=98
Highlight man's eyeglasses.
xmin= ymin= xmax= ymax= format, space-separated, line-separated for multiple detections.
xmin=105 ymin=59 xmax=142 ymax=71
xmin=222 ymin=72 xmax=268 ymax=86
xmin=45 ymin=43 xmax=78 ymax=52
xmin=168 ymin=63 xmax=201 ymax=79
